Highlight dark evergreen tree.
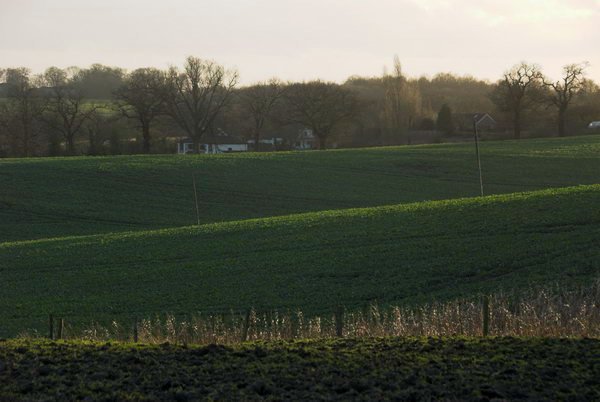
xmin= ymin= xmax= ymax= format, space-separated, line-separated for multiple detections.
xmin=436 ymin=103 xmax=454 ymax=136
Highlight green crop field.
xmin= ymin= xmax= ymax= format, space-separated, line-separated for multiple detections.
xmin=1 ymin=135 xmax=600 ymax=399
xmin=1 ymin=184 xmax=599 ymax=337
xmin=2 ymin=337 xmax=599 ymax=400
xmin=1 ymin=135 xmax=599 ymax=337
xmin=1 ymin=135 xmax=599 ymax=243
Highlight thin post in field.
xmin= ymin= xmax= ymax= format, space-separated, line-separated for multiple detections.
xmin=335 ymin=306 xmax=344 ymax=337
xmin=192 ymin=173 xmax=200 ymax=225
xmin=482 ymin=296 xmax=490 ymax=337
xmin=473 ymin=118 xmax=484 ymax=197
xmin=48 ymin=314 xmax=54 ymax=340
xmin=57 ymin=318 xmax=64 ymax=340
xmin=133 ymin=319 xmax=138 ymax=343
xmin=241 ymin=309 xmax=251 ymax=342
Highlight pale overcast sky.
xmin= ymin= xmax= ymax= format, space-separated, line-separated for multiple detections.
xmin=1 ymin=0 xmax=599 ymax=84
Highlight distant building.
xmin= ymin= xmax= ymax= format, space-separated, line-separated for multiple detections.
xmin=247 ymin=137 xmax=285 ymax=151
xmin=588 ymin=121 xmax=600 ymax=129
xmin=455 ymin=113 xmax=497 ymax=132
xmin=177 ymin=130 xmax=248 ymax=154
xmin=295 ymin=129 xmax=319 ymax=150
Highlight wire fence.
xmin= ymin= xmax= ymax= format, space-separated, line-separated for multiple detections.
xmin=35 ymin=279 xmax=600 ymax=344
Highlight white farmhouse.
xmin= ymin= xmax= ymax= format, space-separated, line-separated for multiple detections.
xmin=177 ymin=132 xmax=248 ymax=154
xmin=295 ymin=128 xmax=319 ymax=150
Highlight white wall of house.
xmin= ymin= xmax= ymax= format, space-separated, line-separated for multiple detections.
xmin=178 ymin=142 xmax=248 ymax=154
xmin=209 ymin=143 xmax=248 ymax=154
xmin=247 ymin=138 xmax=284 ymax=145
xmin=295 ymin=129 xmax=318 ymax=150
xmin=297 ymin=140 xmax=314 ymax=150
xmin=178 ymin=142 xmax=194 ymax=154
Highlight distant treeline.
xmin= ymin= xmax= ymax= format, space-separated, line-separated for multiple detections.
xmin=0 ymin=57 xmax=599 ymax=157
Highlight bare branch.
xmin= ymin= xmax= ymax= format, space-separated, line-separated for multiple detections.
xmin=163 ymin=57 xmax=239 ymax=150
xmin=238 ymin=78 xmax=286 ymax=151
xmin=284 ymin=81 xmax=358 ymax=149
xmin=41 ymin=67 xmax=98 ymax=155
xmin=542 ymin=62 xmax=588 ymax=137
xmin=113 ymin=67 xmax=167 ymax=153
xmin=490 ymin=62 xmax=543 ymax=139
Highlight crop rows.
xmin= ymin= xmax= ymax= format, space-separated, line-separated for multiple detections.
xmin=1 ymin=184 xmax=599 ymax=337
xmin=1 ymin=135 xmax=599 ymax=243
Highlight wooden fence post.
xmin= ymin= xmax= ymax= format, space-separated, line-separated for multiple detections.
xmin=265 ymin=310 xmax=272 ymax=339
xmin=291 ymin=312 xmax=299 ymax=340
xmin=133 ymin=319 xmax=138 ymax=343
xmin=241 ymin=309 xmax=251 ymax=342
xmin=482 ymin=296 xmax=490 ymax=337
xmin=57 ymin=319 xmax=64 ymax=340
xmin=192 ymin=173 xmax=200 ymax=225
xmin=48 ymin=314 xmax=54 ymax=340
xmin=371 ymin=303 xmax=380 ymax=328
xmin=335 ymin=306 xmax=344 ymax=337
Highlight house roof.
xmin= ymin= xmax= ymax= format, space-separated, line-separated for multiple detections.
xmin=457 ymin=113 xmax=496 ymax=124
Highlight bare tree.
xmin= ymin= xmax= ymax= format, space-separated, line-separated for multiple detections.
xmin=382 ymin=56 xmax=407 ymax=144
xmin=490 ymin=62 xmax=543 ymax=140
xmin=238 ymin=78 xmax=286 ymax=151
xmin=570 ymin=79 xmax=600 ymax=127
xmin=381 ymin=56 xmax=422 ymax=145
xmin=41 ymin=67 xmax=99 ymax=155
xmin=2 ymin=68 xmax=45 ymax=156
xmin=84 ymin=106 xmax=125 ymax=155
xmin=163 ymin=56 xmax=238 ymax=151
xmin=404 ymin=81 xmax=422 ymax=133
xmin=544 ymin=62 xmax=588 ymax=137
xmin=114 ymin=68 xmax=166 ymax=153
xmin=285 ymin=81 xmax=358 ymax=149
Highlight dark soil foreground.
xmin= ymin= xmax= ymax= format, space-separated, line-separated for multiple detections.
xmin=1 ymin=337 xmax=599 ymax=401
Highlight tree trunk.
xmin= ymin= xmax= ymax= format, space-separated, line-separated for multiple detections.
xmin=66 ymin=134 xmax=75 ymax=155
xmin=254 ymin=130 xmax=260 ymax=152
xmin=88 ymin=131 xmax=97 ymax=156
xmin=513 ymin=109 xmax=521 ymax=140
xmin=22 ymin=129 xmax=30 ymax=157
xmin=22 ymin=116 xmax=31 ymax=157
xmin=318 ymin=134 xmax=327 ymax=150
xmin=557 ymin=107 xmax=567 ymax=137
xmin=142 ymin=123 xmax=151 ymax=154
xmin=192 ymin=127 xmax=202 ymax=154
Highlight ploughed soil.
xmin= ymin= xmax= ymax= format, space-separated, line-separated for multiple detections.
xmin=1 ymin=337 xmax=599 ymax=401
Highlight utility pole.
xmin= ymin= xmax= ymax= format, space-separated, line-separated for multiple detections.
xmin=192 ymin=173 xmax=200 ymax=225
xmin=473 ymin=117 xmax=484 ymax=197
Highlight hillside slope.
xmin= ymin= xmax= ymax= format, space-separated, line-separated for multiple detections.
xmin=1 ymin=135 xmax=599 ymax=243
xmin=1 ymin=185 xmax=599 ymax=337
